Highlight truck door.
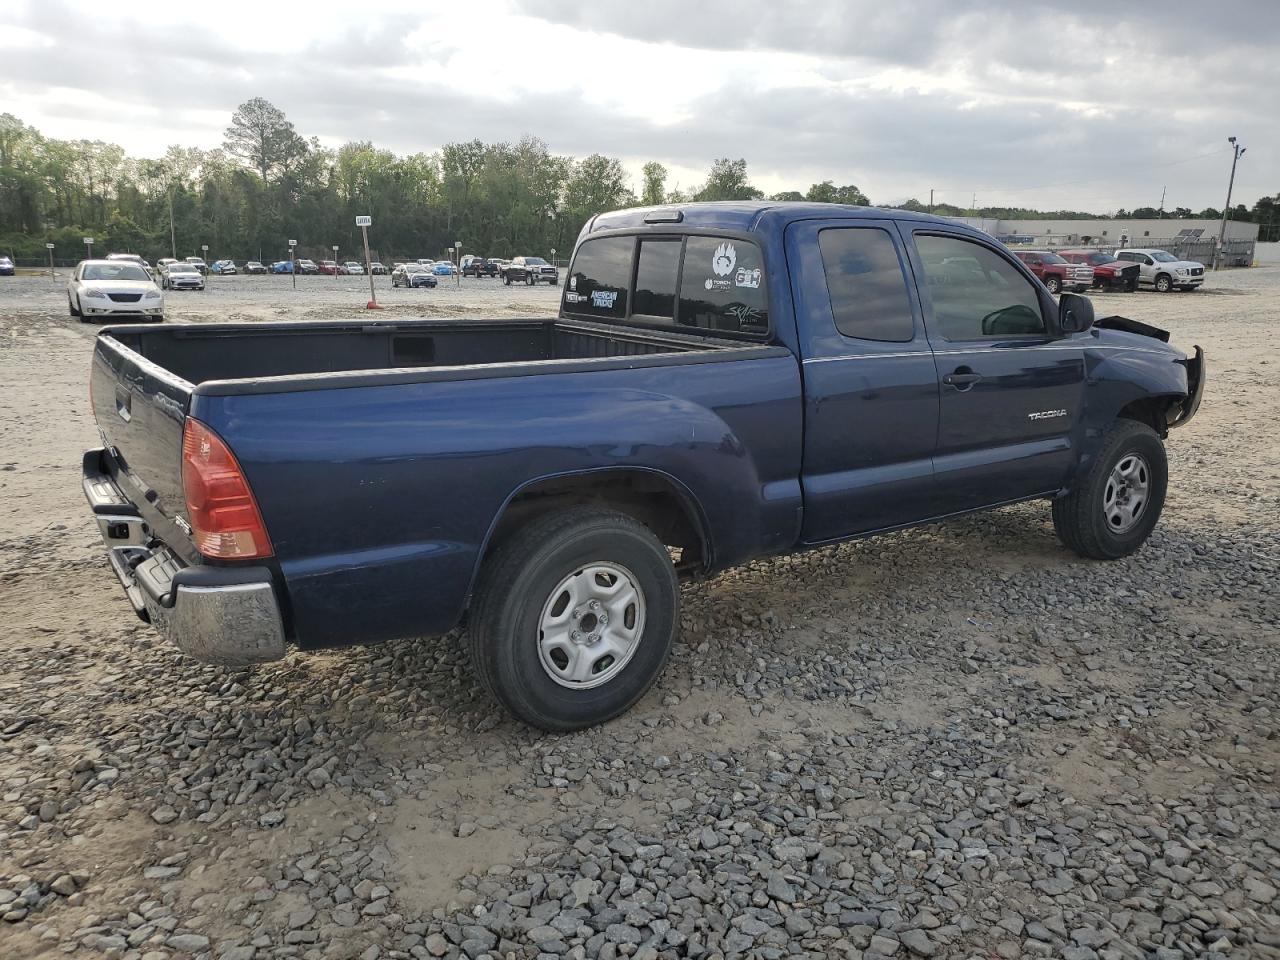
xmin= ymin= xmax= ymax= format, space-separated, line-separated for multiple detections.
xmin=901 ymin=227 xmax=1086 ymax=513
xmin=786 ymin=219 xmax=940 ymax=542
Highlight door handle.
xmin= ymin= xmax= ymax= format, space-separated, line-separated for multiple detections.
xmin=943 ymin=368 xmax=983 ymax=389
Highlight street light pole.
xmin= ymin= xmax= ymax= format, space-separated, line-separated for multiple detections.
xmin=1215 ymin=137 xmax=1246 ymax=271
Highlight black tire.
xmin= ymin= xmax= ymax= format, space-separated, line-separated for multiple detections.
xmin=468 ymin=508 xmax=679 ymax=732
xmin=1045 ymin=276 xmax=1062 ymax=295
xmin=525 ymin=273 xmax=534 ymax=286
xmin=1155 ymin=273 xmax=1173 ymax=293
xmin=504 ymin=274 xmax=511 ymax=286
xmin=68 ymin=297 xmax=79 ymax=318
xmin=1052 ymin=420 xmax=1167 ymax=560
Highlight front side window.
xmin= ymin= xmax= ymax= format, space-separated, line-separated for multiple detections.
xmin=818 ymin=227 xmax=914 ymax=342
xmin=915 ymin=234 xmax=1045 ymax=340
xmin=678 ymin=236 xmax=768 ymax=335
xmin=564 ymin=236 xmax=633 ymax=319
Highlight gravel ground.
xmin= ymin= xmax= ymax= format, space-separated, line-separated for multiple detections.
xmin=0 ymin=270 xmax=1277 ymax=960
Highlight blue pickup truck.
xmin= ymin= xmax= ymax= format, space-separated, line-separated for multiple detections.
xmin=84 ymin=202 xmax=1204 ymax=730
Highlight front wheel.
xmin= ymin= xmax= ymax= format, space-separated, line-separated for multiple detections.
xmin=468 ymin=509 xmax=679 ymax=732
xmin=1045 ymin=276 xmax=1062 ymax=295
xmin=1155 ymin=274 xmax=1173 ymax=293
xmin=1052 ymin=420 xmax=1167 ymax=560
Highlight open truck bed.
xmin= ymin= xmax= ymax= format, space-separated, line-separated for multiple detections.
xmin=86 ymin=315 xmax=800 ymax=664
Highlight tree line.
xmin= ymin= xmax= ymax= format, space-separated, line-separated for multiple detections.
xmin=1 ymin=99 xmax=1276 ymax=264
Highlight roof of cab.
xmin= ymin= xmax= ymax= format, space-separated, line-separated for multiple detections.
xmin=587 ymin=201 xmax=962 ymax=236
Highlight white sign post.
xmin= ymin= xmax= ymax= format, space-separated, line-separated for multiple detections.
xmin=83 ymin=237 xmax=93 ymax=259
xmin=45 ymin=242 xmax=55 ymax=279
xmin=454 ymin=239 xmax=462 ymax=288
xmin=288 ymin=239 xmax=298 ymax=290
xmin=355 ymin=216 xmax=378 ymax=309
xmin=201 ymin=244 xmax=209 ymax=288
xmin=331 ymin=244 xmax=340 ymax=280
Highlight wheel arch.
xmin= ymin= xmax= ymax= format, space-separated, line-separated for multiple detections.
xmin=467 ymin=467 xmax=713 ymax=609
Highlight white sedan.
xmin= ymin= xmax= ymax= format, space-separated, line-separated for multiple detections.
xmin=68 ymin=260 xmax=165 ymax=323
xmin=343 ymin=261 xmax=364 ymax=275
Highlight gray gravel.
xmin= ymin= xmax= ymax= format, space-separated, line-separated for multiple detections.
xmin=1 ymin=270 xmax=1277 ymax=959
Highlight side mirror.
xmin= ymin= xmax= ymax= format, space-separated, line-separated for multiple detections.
xmin=1058 ymin=292 xmax=1095 ymax=334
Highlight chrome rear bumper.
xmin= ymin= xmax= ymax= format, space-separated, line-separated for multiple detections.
xmin=83 ymin=447 xmax=286 ymax=665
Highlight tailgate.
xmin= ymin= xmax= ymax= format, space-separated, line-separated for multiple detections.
xmin=89 ymin=331 xmax=198 ymax=562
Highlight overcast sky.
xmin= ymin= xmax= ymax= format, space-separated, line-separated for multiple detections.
xmin=2 ymin=0 xmax=1275 ymax=213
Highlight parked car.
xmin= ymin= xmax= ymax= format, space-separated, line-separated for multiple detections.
xmin=159 ymin=262 xmax=205 ymax=291
xmin=502 ymin=256 xmax=558 ymax=285
xmin=317 ymin=260 xmax=346 ymax=276
xmin=461 ymin=255 xmax=497 ymax=278
xmin=1115 ymin=249 xmax=1205 ymax=292
xmin=184 ymin=257 xmax=209 ymax=276
xmin=210 ymin=259 xmax=238 ymax=275
xmin=68 ymin=259 xmax=164 ymax=321
xmin=391 ymin=263 xmax=438 ymax=288
xmin=296 ymin=259 xmax=319 ymax=275
xmin=81 ymin=203 xmax=1204 ymax=731
xmin=270 ymin=260 xmax=294 ymax=274
xmin=244 ymin=261 xmax=268 ymax=275
xmin=1010 ymin=250 xmax=1093 ymax=294
xmin=343 ymin=261 xmax=364 ymax=275
xmin=0 ymin=255 xmax=15 ymax=276
xmin=432 ymin=260 xmax=455 ymax=277
xmin=369 ymin=262 xmax=388 ymax=275
xmin=1058 ymin=250 xmax=1140 ymax=291
xmin=107 ymin=253 xmax=155 ymax=278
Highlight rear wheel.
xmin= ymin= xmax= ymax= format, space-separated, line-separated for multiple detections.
xmin=469 ymin=509 xmax=679 ymax=731
xmin=1052 ymin=420 xmax=1167 ymax=560
xmin=1045 ymin=276 xmax=1062 ymax=295
xmin=1155 ymin=273 xmax=1173 ymax=293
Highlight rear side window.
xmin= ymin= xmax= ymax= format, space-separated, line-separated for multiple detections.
xmin=564 ymin=237 xmax=633 ymax=318
xmin=818 ymin=228 xmax=914 ymax=342
xmin=678 ymin=236 xmax=768 ymax=335
xmin=632 ymin=239 xmax=680 ymax=319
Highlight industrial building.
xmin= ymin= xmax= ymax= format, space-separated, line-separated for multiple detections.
xmin=953 ymin=217 xmax=1259 ymax=266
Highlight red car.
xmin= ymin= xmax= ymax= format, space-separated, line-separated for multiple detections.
xmin=1010 ymin=250 xmax=1092 ymax=295
xmin=1058 ymin=250 xmax=1140 ymax=292
xmin=317 ymin=260 xmax=348 ymax=276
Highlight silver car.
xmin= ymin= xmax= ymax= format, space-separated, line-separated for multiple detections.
xmin=1115 ymin=248 xmax=1205 ymax=292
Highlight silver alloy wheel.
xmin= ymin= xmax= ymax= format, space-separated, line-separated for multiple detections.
xmin=1103 ymin=452 xmax=1150 ymax=533
xmin=537 ymin=562 xmax=645 ymax=689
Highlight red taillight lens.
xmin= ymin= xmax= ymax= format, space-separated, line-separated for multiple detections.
xmin=181 ymin=418 xmax=273 ymax=560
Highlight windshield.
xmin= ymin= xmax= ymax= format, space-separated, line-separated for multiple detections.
xmin=1150 ymin=251 xmax=1177 ymax=262
xmin=1086 ymin=252 xmax=1116 ymax=265
xmin=525 ymin=257 xmax=548 ymax=266
xmin=1038 ymin=253 xmax=1067 ymax=265
xmin=84 ymin=263 xmax=149 ymax=282
xmin=169 ymin=264 xmax=197 ymax=274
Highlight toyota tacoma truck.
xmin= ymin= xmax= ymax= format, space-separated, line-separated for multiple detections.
xmin=83 ymin=202 xmax=1205 ymax=731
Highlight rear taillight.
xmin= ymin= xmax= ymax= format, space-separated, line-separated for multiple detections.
xmin=181 ymin=418 xmax=273 ymax=560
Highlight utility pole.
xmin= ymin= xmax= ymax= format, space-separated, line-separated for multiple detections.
xmin=1158 ymin=186 xmax=1166 ymax=219
xmin=1215 ymin=137 xmax=1246 ymax=270
xmin=928 ymin=188 xmax=934 ymax=214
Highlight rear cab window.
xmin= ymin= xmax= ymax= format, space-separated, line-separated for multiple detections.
xmin=563 ymin=233 xmax=769 ymax=337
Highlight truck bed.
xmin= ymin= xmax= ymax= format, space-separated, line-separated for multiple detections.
xmin=101 ymin=316 xmax=739 ymax=388
xmin=88 ymin=316 xmax=801 ymax=649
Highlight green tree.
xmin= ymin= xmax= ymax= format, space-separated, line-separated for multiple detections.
xmin=805 ymin=180 xmax=868 ymax=205
xmin=694 ymin=158 xmax=763 ymax=202
xmin=640 ymin=162 xmax=667 ymax=206
xmin=769 ymin=191 xmax=804 ymax=201
xmin=223 ymin=98 xmax=307 ymax=182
